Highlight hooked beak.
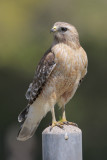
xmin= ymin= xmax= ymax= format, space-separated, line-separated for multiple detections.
xmin=50 ymin=26 xmax=57 ymax=33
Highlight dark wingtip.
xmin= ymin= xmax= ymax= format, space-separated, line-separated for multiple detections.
xmin=18 ymin=105 xmax=29 ymax=123
xmin=18 ymin=114 xmax=24 ymax=123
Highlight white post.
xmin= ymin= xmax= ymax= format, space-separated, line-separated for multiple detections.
xmin=42 ymin=125 xmax=82 ymax=160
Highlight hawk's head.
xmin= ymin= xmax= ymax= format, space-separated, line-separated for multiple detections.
xmin=51 ymin=22 xmax=79 ymax=46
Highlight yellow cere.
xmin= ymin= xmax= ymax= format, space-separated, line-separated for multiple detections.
xmin=53 ymin=26 xmax=57 ymax=29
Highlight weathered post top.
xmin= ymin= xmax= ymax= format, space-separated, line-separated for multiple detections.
xmin=42 ymin=125 xmax=82 ymax=160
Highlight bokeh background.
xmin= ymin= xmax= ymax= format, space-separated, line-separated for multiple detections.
xmin=0 ymin=0 xmax=107 ymax=160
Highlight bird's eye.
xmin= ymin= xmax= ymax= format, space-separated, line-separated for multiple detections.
xmin=61 ymin=27 xmax=67 ymax=32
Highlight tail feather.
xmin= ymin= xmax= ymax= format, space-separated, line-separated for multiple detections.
xmin=17 ymin=97 xmax=51 ymax=141
xmin=17 ymin=115 xmax=39 ymax=141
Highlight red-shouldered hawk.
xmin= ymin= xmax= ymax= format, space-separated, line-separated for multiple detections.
xmin=17 ymin=22 xmax=88 ymax=141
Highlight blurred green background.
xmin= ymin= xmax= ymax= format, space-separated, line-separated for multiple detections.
xmin=0 ymin=0 xmax=107 ymax=160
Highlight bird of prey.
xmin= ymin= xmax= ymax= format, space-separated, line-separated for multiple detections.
xmin=17 ymin=22 xmax=88 ymax=141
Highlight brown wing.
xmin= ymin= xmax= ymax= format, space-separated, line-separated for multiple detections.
xmin=25 ymin=49 xmax=56 ymax=104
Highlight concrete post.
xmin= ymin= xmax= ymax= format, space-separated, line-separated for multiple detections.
xmin=42 ymin=125 xmax=82 ymax=160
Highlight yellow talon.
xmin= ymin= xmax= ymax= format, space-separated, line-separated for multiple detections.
xmin=51 ymin=121 xmax=63 ymax=129
xmin=50 ymin=120 xmax=78 ymax=131
xmin=60 ymin=118 xmax=67 ymax=122
xmin=52 ymin=121 xmax=57 ymax=127
xmin=58 ymin=119 xmax=78 ymax=127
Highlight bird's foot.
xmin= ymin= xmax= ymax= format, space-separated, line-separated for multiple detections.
xmin=50 ymin=120 xmax=78 ymax=131
xmin=59 ymin=118 xmax=78 ymax=127
xmin=50 ymin=121 xmax=64 ymax=131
